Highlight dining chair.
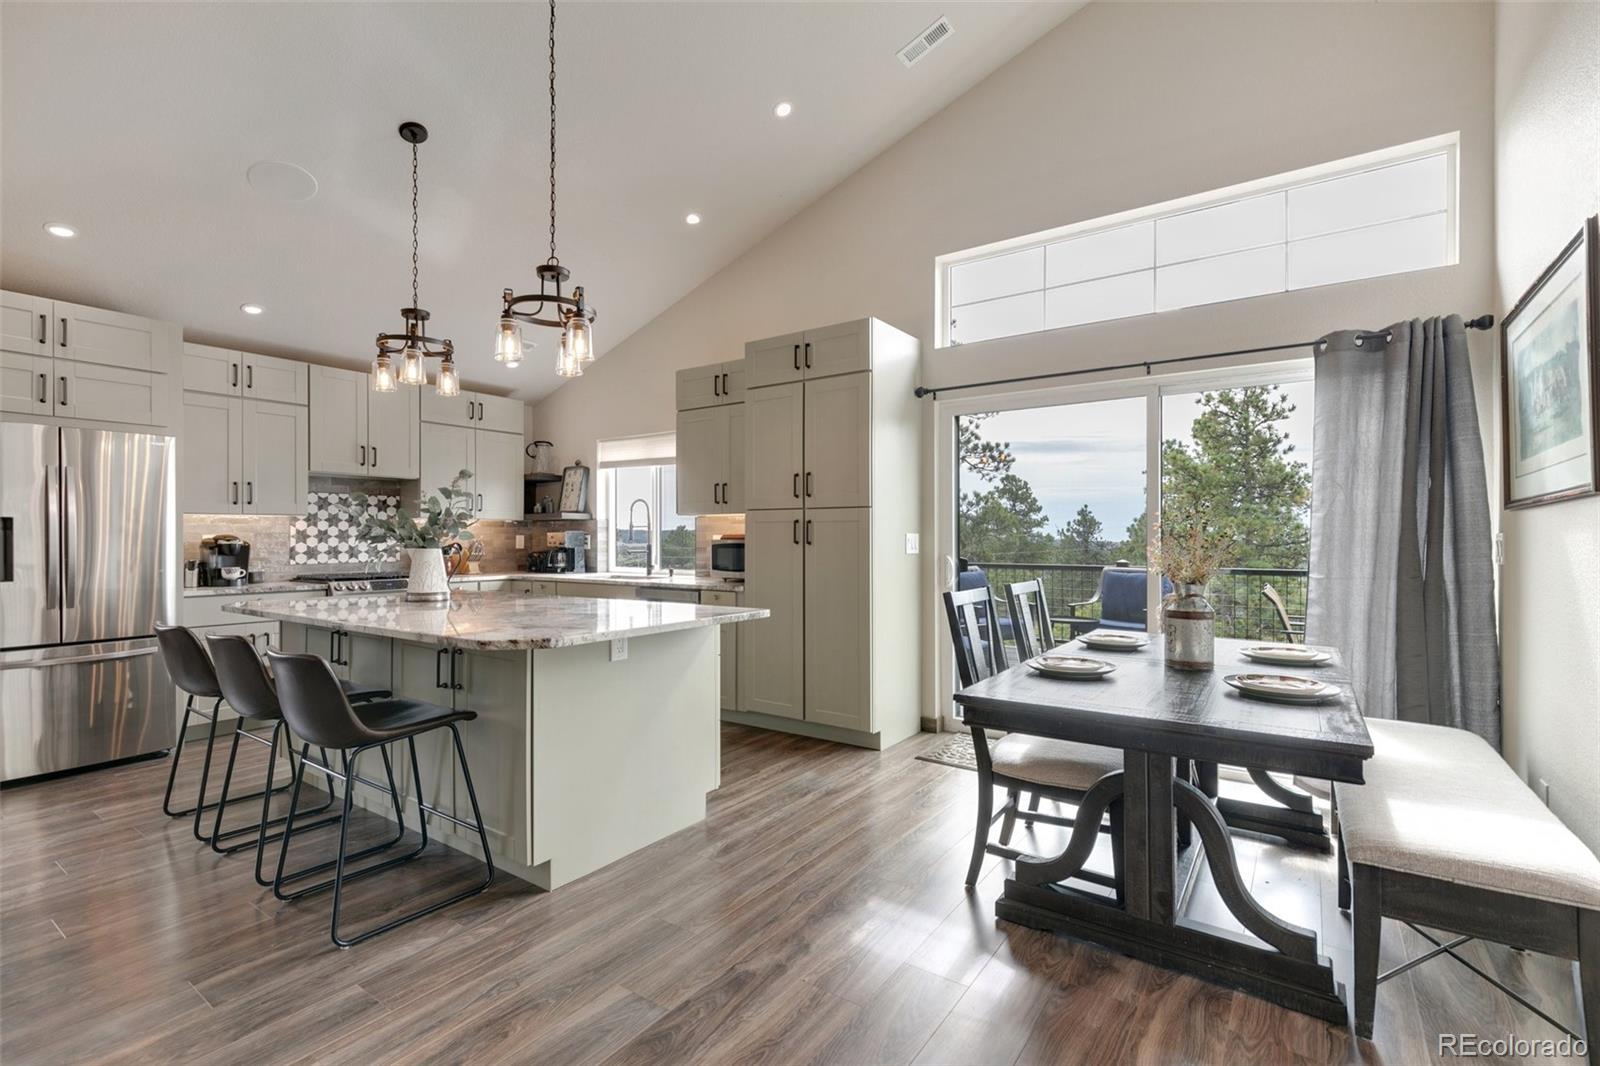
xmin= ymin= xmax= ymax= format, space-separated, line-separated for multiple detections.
xmin=1003 ymin=578 xmax=1056 ymax=660
xmin=1261 ymin=583 xmax=1305 ymax=643
xmin=944 ymin=587 xmax=1125 ymax=894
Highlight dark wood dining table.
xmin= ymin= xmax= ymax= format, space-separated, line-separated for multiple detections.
xmin=954 ymin=634 xmax=1373 ymax=1023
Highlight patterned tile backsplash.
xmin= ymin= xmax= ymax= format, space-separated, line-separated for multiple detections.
xmin=289 ymin=492 xmax=400 ymax=566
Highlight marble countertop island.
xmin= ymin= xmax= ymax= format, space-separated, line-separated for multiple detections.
xmin=222 ymin=590 xmax=767 ymax=650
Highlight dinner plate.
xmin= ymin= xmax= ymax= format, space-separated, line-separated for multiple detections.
xmin=1028 ymin=655 xmax=1116 ymax=680
xmin=1239 ymin=645 xmax=1332 ymax=666
xmin=1078 ymin=631 xmax=1149 ymax=651
xmin=1224 ymin=673 xmax=1340 ymax=703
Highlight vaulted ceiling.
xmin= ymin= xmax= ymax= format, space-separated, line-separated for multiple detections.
xmin=1 ymin=1 xmax=1079 ymax=401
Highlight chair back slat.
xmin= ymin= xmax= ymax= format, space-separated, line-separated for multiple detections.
xmin=944 ymin=586 xmax=1008 ymax=688
xmin=1004 ymin=578 xmax=1055 ymax=660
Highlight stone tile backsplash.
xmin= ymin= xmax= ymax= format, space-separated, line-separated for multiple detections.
xmin=289 ymin=492 xmax=401 ymax=566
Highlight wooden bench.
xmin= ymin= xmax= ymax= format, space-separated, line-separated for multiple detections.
xmin=1333 ymin=718 xmax=1599 ymax=1059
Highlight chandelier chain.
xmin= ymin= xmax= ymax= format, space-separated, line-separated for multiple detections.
xmin=411 ymin=141 xmax=420 ymax=311
xmin=547 ymin=0 xmax=558 ymax=266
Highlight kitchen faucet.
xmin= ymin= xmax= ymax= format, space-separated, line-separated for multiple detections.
xmin=627 ymin=498 xmax=654 ymax=576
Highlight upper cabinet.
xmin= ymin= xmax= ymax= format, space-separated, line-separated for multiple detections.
xmin=421 ymin=390 xmax=526 ymax=520
xmin=180 ymin=392 xmax=307 ymax=515
xmin=421 ymin=388 xmax=523 ymax=434
xmin=1 ymin=291 xmax=52 ymax=355
xmin=744 ymin=320 xmax=872 ymax=389
xmin=183 ymin=343 xmax=308 ymax=405
xmin=55 ymin=301 xmax=173 ymax=373
xmin=676 ymin=358 xmax=748 ymax=516
xmin=675 ymin=360 xmax=745 ymax=410
xmin=307 ymin=365 xmax=419 ymax=479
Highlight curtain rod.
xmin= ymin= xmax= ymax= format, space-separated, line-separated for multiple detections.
xmin=912 ymin=313 xmax=1495 ymax=400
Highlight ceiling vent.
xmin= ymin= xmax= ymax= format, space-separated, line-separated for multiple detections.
xmin=897 ymin=16 xmax=953 ymax=68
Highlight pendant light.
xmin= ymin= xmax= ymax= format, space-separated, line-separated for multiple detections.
xmin=373 ymin=122 xmax=455 ymax=395
xmin=497 ymin=0 xmax=597 ymax=379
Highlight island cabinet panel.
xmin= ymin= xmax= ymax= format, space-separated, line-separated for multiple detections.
xmin=283 ymin=624 xmax=391 ymax=691
xmin=451 ymin=648 xmax=532 ymax=867
xmin=390 ymin=640 xmax=459 ymax=828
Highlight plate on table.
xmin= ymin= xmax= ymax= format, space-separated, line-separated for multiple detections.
xmin=1078 ymin=631 xmax=1149 ymax=652
xmin=1239 ymin=645 xmax=1332 ymax=667
xmin=1224 ymin=673 xmax=1341 ymax=703
xmin=1028 ymin=654 xmax=1116 ymax=680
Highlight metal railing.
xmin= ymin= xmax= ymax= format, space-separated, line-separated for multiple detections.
xmin=966 ymin=560 xmax=1309 ymax=642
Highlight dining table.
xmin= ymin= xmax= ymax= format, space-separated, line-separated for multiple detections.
xmin=953 ymin=633 xmax=1373 ymax=1023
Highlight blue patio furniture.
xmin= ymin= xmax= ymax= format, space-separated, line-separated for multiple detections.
xmin=956 ymin=566 xmax=1016 ymax=649
xmin=1065 ymin=566 xmax=1172 ymax=635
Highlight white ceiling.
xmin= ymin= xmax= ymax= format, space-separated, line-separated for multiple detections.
xmin=1 ymin=1 xmax=1079 ymax=402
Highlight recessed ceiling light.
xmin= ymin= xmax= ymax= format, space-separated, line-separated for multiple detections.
xmin=245 ymin=160 xmax=319 ymax=202
xmin=685 ymin=213 xmax=702 ymax=225
xmin=773 ymin=101 xmax=793 ymax=118
xmin=44 ymin=222 xmax=77 ymax=238
xmin=240 ymin=303 xmax=264 ymax=316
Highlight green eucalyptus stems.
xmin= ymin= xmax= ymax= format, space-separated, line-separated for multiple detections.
xmin=343 ymin=469 xmax=477 ymax=554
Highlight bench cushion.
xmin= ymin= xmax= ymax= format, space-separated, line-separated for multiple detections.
xmin=991 ymin=734 xmax=1122 ymax=791
xmin=1335 ymin=718 xmax=1600 ymax=909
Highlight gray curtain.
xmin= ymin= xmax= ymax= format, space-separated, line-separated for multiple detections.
xmin=1307 ymin=315 xmax=1500 ymax=746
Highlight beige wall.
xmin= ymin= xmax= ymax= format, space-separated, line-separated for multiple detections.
xmin=1494 ymin=1 xmax=1600 ymax=853
xmin=530 ymin=2 xmax=1497 ymax=728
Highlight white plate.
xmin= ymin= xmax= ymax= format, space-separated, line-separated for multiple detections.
xmin=1224 ymin=673 xmax=1340 ymax=703
xmin=1239 ymin=645 xmax=1332 ymax=666
xmin=1029 ymin=655 xmax=1116 ymax=679
xmin=1079 ymin=632 xmax=1149 ymax=650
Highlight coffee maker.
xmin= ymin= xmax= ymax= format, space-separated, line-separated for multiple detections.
xmin=199 ymin=534 xmax=251 ymax=587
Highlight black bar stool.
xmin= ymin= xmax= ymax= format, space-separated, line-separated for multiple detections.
xmin=266 ymin=649 xmax=494 ymax=947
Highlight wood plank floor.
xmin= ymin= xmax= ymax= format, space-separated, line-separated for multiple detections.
xmin=0 ymin=725 xmax=1587 ymax=1065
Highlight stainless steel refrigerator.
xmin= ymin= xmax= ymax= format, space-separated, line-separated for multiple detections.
xmin=1 ymin=422 xmax=178 ymax=781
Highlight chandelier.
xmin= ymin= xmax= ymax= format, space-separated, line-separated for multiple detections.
xmin=496 ymin=0 xmax=597 ymax=379
xmin=372 ymin=122 xmax=458 ymax=397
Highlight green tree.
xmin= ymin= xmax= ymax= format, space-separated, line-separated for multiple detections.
xmin=1161 ymin=387 xmax=1309 ymax=568
xmin=1057 ymin=503 xmax=1106 ymax=563
xmin=1115 ymin=512 xmax=1149 ymax=566
xmin=958 ymin=412 xmax=1014 ymax=484
xmin=960 ymin=473 xmax=1050 ymax=563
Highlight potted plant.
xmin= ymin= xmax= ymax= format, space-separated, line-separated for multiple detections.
xmin=341 ymin=470 xmax=476 ymax=603
xmin=1150 ymin=498 xmax=1236 ymax=671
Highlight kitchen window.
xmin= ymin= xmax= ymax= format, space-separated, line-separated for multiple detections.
xmin=936 ymin=133 xmax=1459 ymax=348
xmin=596 ymin=433 xmax=696 ymax=573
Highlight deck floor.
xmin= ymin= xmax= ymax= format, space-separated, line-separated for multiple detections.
xmin=0 ymin=724 xmax=1587 ymax=1065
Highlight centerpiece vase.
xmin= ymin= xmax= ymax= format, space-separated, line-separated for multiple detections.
xmin=405 ymin=547 xmax=450 ymax=603
xmin=1163 ymin=581 xmax=1214 ymax=671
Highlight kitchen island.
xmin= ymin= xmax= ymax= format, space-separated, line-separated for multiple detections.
xmin=224 ymin=591 xmax=767 ymax=890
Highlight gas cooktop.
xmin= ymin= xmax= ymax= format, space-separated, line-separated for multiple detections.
xmin=293 ymin=572 xmax=407 ymax=594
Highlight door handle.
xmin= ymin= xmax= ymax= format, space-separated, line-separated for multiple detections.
xmin=805 ymin=519 xmax=813 ymax=545
xmin=713 ymin=375 xmax=721 ymax=398
xmin=467 ymin=400 xmax=474 ymax=421
xmin=475 ymin=401 xmax=484 ymax=421
xmin=58 ymin=376 xmax=68 ymax=407
xmin=59 ymin=318 xmax=67 ymax=347
xmin=38 ymin=313 xmax=46 ymax=345
xmin=793 ymin=472 xmax=800 ymax=499
xmin=721 ymin=372 xmax=729 ymax=395
xmin=713 ymin=483 xmax=721 ymax=505
xmin=42 ymin=466 xmax=58 ymax=609
xmin=804 ymin=342 xmax=811 ymax=369
xmin=246 ymin=481 xmax=253 ymax=506
xmin=793 ymin=519 xmax=800 ymax=545
xmin=793 ymin=344 xmax=800 ymax=371
xmin=61 ymin=465 xmax=75 ymax=609
xmin=451 ymin=648 xmax=464 ymax=691
xmin=722 ymin=482 xmax=729 ymax=505
xmin=435 ymin=647 xmax=448 ymax=689
xmin=246 ymin=364 xmax=253 ymax=390
xmin=231 ymin=481 xmax=239 ymax=505
xmin=359 ymin=444 xmax=367 ymax=467
xmin=330 ymin=630 xmax=339 ymax=664
xmin=476 ymin=493 xmax=484 ymax=512
xmin=37 ymin=372 xmax=46 ymax=404
xmin=805 ymin=472 xmax=813 ymax=497
xmin=371 ymin=447 xmax=378 ymax=469
xmin=231 ymin=362 xmax=238 ymax=388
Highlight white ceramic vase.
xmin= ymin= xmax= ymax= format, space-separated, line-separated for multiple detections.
xmin=405 ymin=547 xmax=450 ymax=603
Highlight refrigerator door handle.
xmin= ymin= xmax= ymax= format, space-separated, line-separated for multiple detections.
xmin=61 ymin=465 xmax=76 ymax=609
xmin=42 ymin=466 xmax=58 ymax=609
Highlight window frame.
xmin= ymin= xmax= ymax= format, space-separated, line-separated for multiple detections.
xmin=599 ymin=460 xmax=695 ymax=574
xmin=934 ymin=132 xmax=1459 ymax=349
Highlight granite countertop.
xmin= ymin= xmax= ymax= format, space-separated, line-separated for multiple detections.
xmin=222 ymin=589 xmax=768 ymax=650
xmin=184 ymin=581 xmax=315 ymax=598
xmin=457 ymin=571 xmax=744 ymax=593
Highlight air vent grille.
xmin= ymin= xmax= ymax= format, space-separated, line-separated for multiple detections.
xmin=897 ymin=16 xmax=953 ymax=68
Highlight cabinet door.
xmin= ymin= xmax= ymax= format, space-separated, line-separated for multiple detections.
xmin=744 ymin=331 xmax=805 ymax=389
xmin=744 ymin=383 xmax=803 ymax=510
xmin=720 ymin=361 xmax=746 ymax=404
xmin=421 ymin=387 xmax=478 ymax=429
xmin=675 ymin=364 xmax=723 ymax=411
xmin=453 ymin=648 xmax=532 ymax=866
xmin=473 ymin=429 xmax=524 ymax=520
xmin=1 ymin=291 xmax=51 ymax=356
xmin=803 ymin=508 xmax=871 ymax=732
xmin=803 ymin=372 xmax=871 ymax=508
xmin=54 ymin=301 xmax=158 ymax=371
xmin=182 ymin=344 xmax=241 ymax=396
xmin=473 ymin=393 xmax=524 ymax=435
xmin=802 ymin=320 xmax=870 ymax=379
xmin=723 ymin=404 xmax=746 ymax=513
xmin=242 ymin=352 xmax=307 ymax=405
xmin=739 ymin=509 xmax=804 ymax=720
xmin=0 ymin=352 xmax=53 ymax=414
xmin=308 ymin=365 xmax=369 ymax=475
xmin=703 ymin=589 xmax=740 ymax=711
xmin=675 ymin=405 xmax=727 ymax=515
xmin=242 ymin=400 xmax=308 ymax=515
xmin=390 ymin=640 xmax=457 ymax=824
xmin=180 ymin=392 xmax=243 ymax=513
xmin=367 ymin=382 xmax=420 ymax=479
xmin=57 ymin=361 xmax=167 ymax=427
xmin=420 ymin=421 xmax=474 ymax=504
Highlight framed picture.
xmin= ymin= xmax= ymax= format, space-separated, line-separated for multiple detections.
xmin=1501 ymin=215 xmax=1599 ymax=509
xmin=558 ymin=461 xmax=590 ymax=514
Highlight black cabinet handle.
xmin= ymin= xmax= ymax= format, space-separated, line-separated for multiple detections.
xmin=712 ymin=483 xmax=720 ymax=505
xmin=721 ymin=482 xmax=729 ymax=504
xmin=805 ymin=519 xmax=813 ymax=545
xmin=793 ymin=344 xmax=800 ymax=371
xmin=476 ymin=493 xmax=484 ymax=512
xmin=451 ymin=648 xmax=464 ymax=691
xmin=246 ymin=481 xmax=253 ymax=506
xmin=805 ymin=472 xmax=813 ymax=498
xmin=793 ymin=472 xmax=800 ymax=499
xmin=467 ymin=400 xmax=474 ymax=421
xmin=38 ymin=313 xmax=46 ymax=345
xmin=371 ymin=447 xmax=378 ymax=469
xmin=804 ymin=342 xmax=811 ymax=369
xmin=60 ymin=318 xmax=67 ymax=347
xmin=435 ymin=647 xmax=448 ymax=689
xmin=793 ymin=519 xmax=800 ymax=545
xmin=713 ymin=374 xmax=720 ymax=398
xmin=58 ymin=376 xmax=67 ymax=406
xmin=231 ymin=362 xmax=238 ymax=388
xmin=722 ymin=372 xmax=729 ymax=395
xmin=359 ymin=444 xmax=367 ymax=467
xmin=231 ymin=481 xmax=239 ymax=505
xmin=37 ymin=372 xmax=46 ymax=404
xmin=246 ymin=364 xmax=253 ymax=390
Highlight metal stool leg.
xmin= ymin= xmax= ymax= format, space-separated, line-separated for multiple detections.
xmin=273 ymin=744 xmax=415 ymax=900
xmin=209 ymin=720 xmax=336 ymax=856
xmin=189 ymin=700 xmax=224 ymax=842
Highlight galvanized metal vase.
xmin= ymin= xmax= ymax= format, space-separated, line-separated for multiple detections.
xmin=1163 ymin=582 xmax=1214 ymax=671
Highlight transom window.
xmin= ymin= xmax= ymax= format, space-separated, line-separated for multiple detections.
xmin=937 ymin=133 xmax=1458 ymax=348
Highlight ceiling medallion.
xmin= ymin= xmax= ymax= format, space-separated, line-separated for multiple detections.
xmin=496 ymin=0 xmax=597 ymax=379
xmin=373 ymin=121 xmax=458 ymax=397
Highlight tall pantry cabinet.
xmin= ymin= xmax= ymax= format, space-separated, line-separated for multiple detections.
xmin=735 ymin=318 xmax=920 ymax=748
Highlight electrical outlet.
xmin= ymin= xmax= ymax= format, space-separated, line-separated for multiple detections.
xmin=547 ymin=533 xmax=564 ymax=547
xmin=905 ymin=533 xmax=920 ymax=555
xmin=609 ymin=638 xmax=628 ymax=662
xmin=515 ymin=534 xmax=525 ymax=549
xmin=1538 ymin=778 xmax=1551 ymax=806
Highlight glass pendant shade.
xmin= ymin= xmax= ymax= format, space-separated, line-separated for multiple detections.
xmin=555 ymin=335 xmax=582 ymax=378
xmin=398 ymin=346 xmax=426 ymax=386
xmin=495 ymin=317 xmax=524 ymax=367
xmin=565 ymin=315 xmax=594 ymax=364
xmin=371 ymin=353 xmax=398 ymax=392
xmin=435 ymin=357 xmax=461 ymax=397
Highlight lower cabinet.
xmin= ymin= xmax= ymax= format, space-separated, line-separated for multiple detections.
xmin=739 ymin=510 xmax=805 ymax=720
xmin=281 ymin=624 xmax=392 ymax=692
xmin=702 ymin=589 xmax=740 ymax=712
xmin=801 ymin=509 xmax=871 ymax=731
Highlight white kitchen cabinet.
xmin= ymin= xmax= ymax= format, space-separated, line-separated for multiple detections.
xmin=421 ymin=388 xmax=523 ymax=434
xmin=242 ymin=352 xmax=307 ymax=405
xmin=474 ymin=393 xmax=524 ymax=435
xmin=744 ymin=382 xmax=803 ymax=511
xmin=55 ymin=300 xmax=169 ymax=373
xmin=675 ymin=360 xmax=746 ymax=410
xmin=452 ymin=648 xmax=532 ymax=865
xmin=744 ymin=320 xmax=872 ymax=389
xmin=420 ymin=421 xmax=474 ymax=501
xmin=739 ymin=509 xmax=805 ymax=721
xmin=473 ymin=430 xmax=524 ymax=520
xmin=803 ymin=371 xmax=871 ymax=508
xmin=725 ymin=404 xmax=747 ymax=513
xmin=308 ymin=365 xmax=369 ymax=475
xmin=180 ymin=392 xmax=243 ymax=513
xmin=519 ymin=580 xmax=558 ymax=597
xmin=556 ymin=582 xmax=636 ymax=599
xmin=675 ymin=398 xmax=745 ymax=517
xmin=745 ymin=331 xmax=806 ymax=389
xmin=242 ymin=400 xmax=308 ymax=514
xmin=57 ymin=360 xmax=169 ymax=425
xmin=1 ymin=291 xmax=52 ymax=355
xmin=367 ymin=382 xmax=420 ymax=479
xmin=0 ymin=352 xmax=53 ymax=414
xmin=703 ymin=588 xmax=741 ymax=712
xmin=802 ymin=509 xmax=871 ymax=732
xmin=182 ymin=343 xmax=241 ymax=396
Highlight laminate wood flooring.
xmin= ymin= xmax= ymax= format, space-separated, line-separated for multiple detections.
xmin=0 ymin=725 xmax=1587 ymax=1065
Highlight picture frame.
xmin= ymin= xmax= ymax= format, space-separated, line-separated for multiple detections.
xmin=558 ymin=461 xmax=590 ymax=515
xmin=1500 ymin=215 xmax=1600 ymax=509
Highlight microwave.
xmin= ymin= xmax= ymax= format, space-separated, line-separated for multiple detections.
xmin=709 ymin=537 xmax=745 ymax=580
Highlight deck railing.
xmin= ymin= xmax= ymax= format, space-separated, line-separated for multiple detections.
xmin=965 ymin=561 xmax=1309 ymax=643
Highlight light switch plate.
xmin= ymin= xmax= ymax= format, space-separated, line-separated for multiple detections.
xmin=515 ymin=535 xmax=525 ymax=549
xmin=610 ymin=638 xmax=628 ymax=662
xmin=905 ymin=533 xmax=920 ymax=555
